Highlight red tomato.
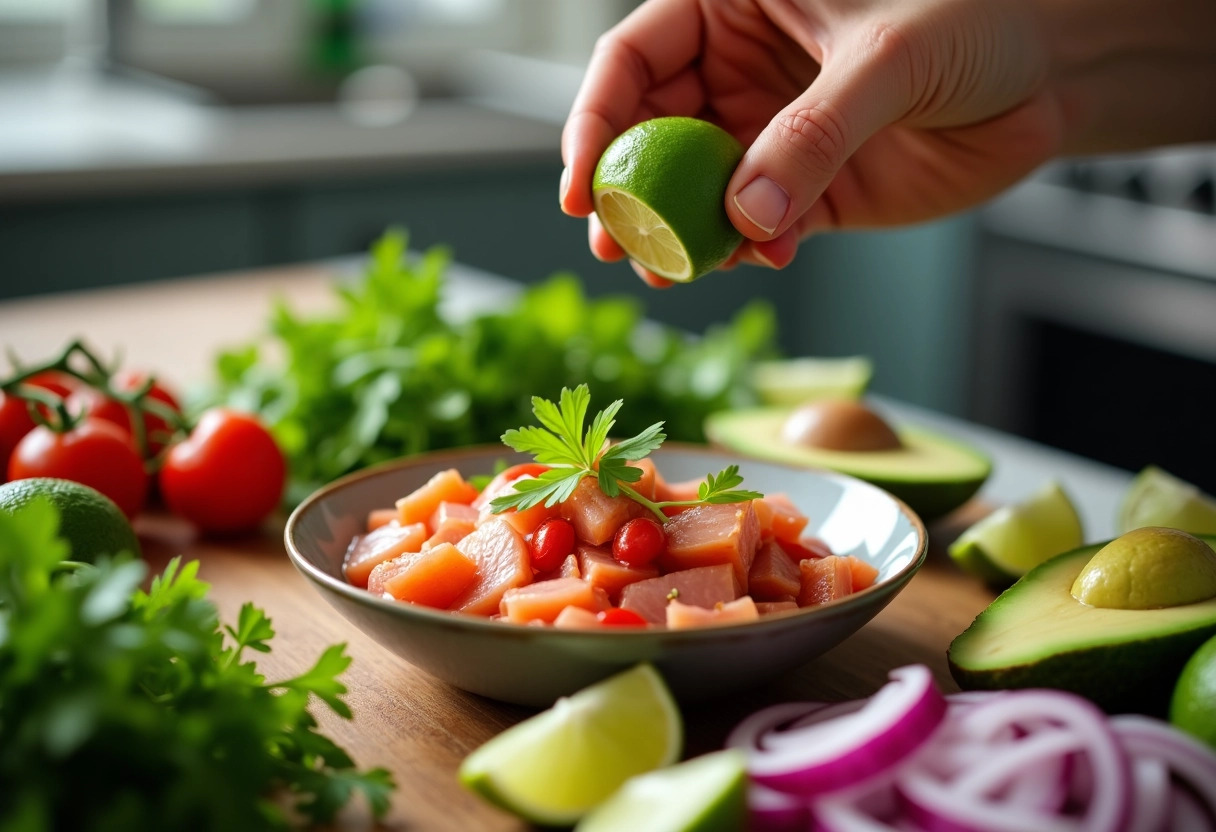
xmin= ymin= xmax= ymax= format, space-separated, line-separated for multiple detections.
xmin=8 ymin=419 xmax=148 ymax=518
xmin=0 ymin=391 xmax=36 ymax=482
xmin=68 ymin=371 xmax=181 ymax=456
xmin=529 ymin=516 xmax=575 ymax=572
xmin=612 ymin=517 xmax=666 ymax=566
xmin=24 ymin=371 xmax=76 ymax=400
xmin=597 ymin=608 xmax=647 ymax=627
xmin=159 ymin=408 xmax=285 ymax=534
xmin=472 ymin=462 xmax=551 ymax=510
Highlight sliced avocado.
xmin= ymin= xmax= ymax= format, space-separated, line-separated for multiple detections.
xmin=704 ymin=406 xmax=990 ymax=521
xmin=948 ymin=535 xmax=1216 ymax=716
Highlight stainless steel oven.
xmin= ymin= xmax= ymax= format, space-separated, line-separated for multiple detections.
xmin=967 ymin=147 xmax=1216 ymax=493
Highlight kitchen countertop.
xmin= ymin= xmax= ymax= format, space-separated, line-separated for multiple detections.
xmin=0 ymin=261 xmax=1136 ymax=830
xmin=0 ymin=68 xmax=563 ymax=204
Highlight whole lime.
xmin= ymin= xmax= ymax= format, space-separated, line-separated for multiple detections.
xmin=1171 ymin=632 xmax=1216 ymax=749
xmin=0 ymin=477 xmax=140 ymax=562
xmin=593 ymin=117 xmax=744 ymax=282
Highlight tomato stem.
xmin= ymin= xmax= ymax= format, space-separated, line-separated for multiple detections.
xmin=1 ymin=340 xmax=191 ymax=459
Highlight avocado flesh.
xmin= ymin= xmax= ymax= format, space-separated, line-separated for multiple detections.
xmin=948 ymin=535 xmax=1216 ymax=715
xmin=704 ymin=407 xmax=991 ymax=521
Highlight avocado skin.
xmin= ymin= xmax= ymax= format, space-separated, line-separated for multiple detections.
xmin=862 ymin=477 xmax=986 ymax=524
xmin=950 ymin=627 xmax=1216 ymax=716
xmin=948 ymin=535 xmax=1216 ymax=716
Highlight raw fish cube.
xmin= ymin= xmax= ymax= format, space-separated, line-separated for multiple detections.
xmin=397 ymin=469 xmax=478 ymax=526
xmin=381 ymin=543 xmax=478 ymax=608
xmin=578 ymin=544 xmax=660 ymax=604
xmin=659 ymin=502 xmax=761 ymax=590
xmin=559 ymin=476 xmax=649 ymax=546
xmin=500 ymin=577 xmax=607 ymax=624
xmin=748 ymin=540 xmax=803 ymax=601
xmin=450 ymin=519 xmax=533 ymax=616
xmin=666 ymin=596 xmax=759 ymax=628
xmin=798 ymin=556 xmax=853 ymax=607
xmin=619 ymin=563 xmax=740 ymax=624
xmin=345 ymin=521 xmax=428 ymax=589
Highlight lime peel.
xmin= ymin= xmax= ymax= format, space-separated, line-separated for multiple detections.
xmin=575 ymin=749 xmax=747 ymax=832
xmin=458 ymin=663 xmax=682 ymax=825
xmin=949 ymin=480 xmax=1082 ymax=584
xmin=593 ymin=117 xmax=744 ymax=283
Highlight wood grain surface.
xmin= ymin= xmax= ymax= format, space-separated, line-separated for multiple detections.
xmin=2 ymin=267 xmax=1001 ymax=830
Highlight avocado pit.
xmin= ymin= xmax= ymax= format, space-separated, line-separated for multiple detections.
xmin=1071 ymin=526 xmax=1216 ymax=609
xmin=780 ymin=400 xmax=902 ymax=453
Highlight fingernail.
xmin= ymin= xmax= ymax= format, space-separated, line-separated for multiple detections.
xmin=733 ymin=176 xmax=789 ymax=235
xmin=559 ymin=167 xmax=570 ymax=205
xmin=752 ymin=248 xmax=778 ymax=269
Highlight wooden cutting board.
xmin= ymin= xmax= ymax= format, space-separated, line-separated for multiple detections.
xmin=135 ymin=502 xmax=995 ymax=831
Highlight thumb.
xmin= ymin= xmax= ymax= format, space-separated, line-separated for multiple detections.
xmin=726 ymin=31 xmax=912 ymax=239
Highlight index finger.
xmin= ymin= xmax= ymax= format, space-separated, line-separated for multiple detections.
xmin=560 ymin=0 xmax=703 ymax=217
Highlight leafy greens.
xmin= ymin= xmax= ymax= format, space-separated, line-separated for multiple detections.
xmin=210 ymin=229 xmax=778 ymax=505
xmin=491 ymin=384 xmax=761 ymax=522
xmin=0 ymin=499 xmax=393 ymax=831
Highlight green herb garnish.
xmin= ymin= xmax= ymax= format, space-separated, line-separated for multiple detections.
xmin=490 ymin=385 xmax=762 ymax=522
xmin=0 ymin=498 xmax=394 ymax=831
xmin=209 ymin=229 xmax=778 ymax=506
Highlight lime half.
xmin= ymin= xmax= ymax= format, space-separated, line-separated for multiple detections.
xmin=575 ymin=750 xmax=747 ymax=832
xmin=752 ymin=356 xmax=873 ymax=406
xmin=949 ymin=480 xmax=1083 ymax=585
xmin=593 ymin=117 xmax=744 ymax=282
xmin=459 ymin=664 xmax=682 ymax=825
xmin=1119 ymin=466 xmax=1216 ymax=536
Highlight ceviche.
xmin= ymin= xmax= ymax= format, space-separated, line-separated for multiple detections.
xmin=343 ymin=386 xmax=877 ymax=629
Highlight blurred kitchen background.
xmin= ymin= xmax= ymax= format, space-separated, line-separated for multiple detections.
xmin=1 ymin=0 xmax=1213 ymax=490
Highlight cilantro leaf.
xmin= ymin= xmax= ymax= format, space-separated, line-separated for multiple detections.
xmin=0 ymin=501 xmax=395 ymax=830
xmin=490 ymin=385 xmax=763 ymax=521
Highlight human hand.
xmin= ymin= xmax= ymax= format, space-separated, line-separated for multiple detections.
xmin=560 ymin=0 xmax=1066 ymax=287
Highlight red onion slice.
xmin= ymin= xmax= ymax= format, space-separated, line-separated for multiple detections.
xmin=731 ymin=665 xmax=947 ymax=797
xmin=916 ymin=690 xmax=1131 ymax=832
xmin=1124 ymin=759 xmax=1170 ymax=832
xmin=748 ymin=782 xmax=811 ymax=832
xmin=1111 ymin=716 xmax=1216 ymax=823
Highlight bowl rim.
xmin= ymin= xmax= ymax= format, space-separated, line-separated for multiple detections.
xmin=283 ymin=442 xmax=929 ymax=640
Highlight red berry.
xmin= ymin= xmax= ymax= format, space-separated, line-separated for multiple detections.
xmin=597 ymin=608 xmax=647 ymax=627
xmin=530 ymin=517 xmax=575 ymax=572
xmin=612 ymin=517 xmax=665 ymax=566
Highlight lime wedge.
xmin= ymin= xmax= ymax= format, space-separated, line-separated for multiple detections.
xmin=1118 ymin=466 xmax=1216 ymax=536
xmin=459 ymin=664 xmax=682 ymax=825
xmin=575 ymin=750 xmax=747 ymax=832
xmin=593 ymin=117 xmax=744 ymax=283
xmin=949 ymin=480 xmax=1083 ymax=585
xmin=751 ymin=356 xmax=873 ymax=406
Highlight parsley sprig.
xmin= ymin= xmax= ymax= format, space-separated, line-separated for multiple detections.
xmin=490 ymin=385 xmax=762 ymax=522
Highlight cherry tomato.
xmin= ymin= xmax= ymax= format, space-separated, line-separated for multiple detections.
xmin=597 ymin=608 xmax=647 ymax=627
xmin=24 ymin=371 xmax=77 ymax=400
xmin=0 ymin=391 xmax=36 ymax=482
xmin=529 ymin=517 xmax=575 ymax=572
xmin=68 ymin=371 xmax=182 ymax=456
xmin=472 ymin=462 xmax=551 ymax=510
xmin=612 ymin=517 xmax=666 ymax=566
xmin=159 ymin=408 xmax=285 ymax=534
xmin=8 ymin=418 xmax=148 ymax=518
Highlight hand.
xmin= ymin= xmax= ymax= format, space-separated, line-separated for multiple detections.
xmin=561 ymin=0 xmax=1067 ymax=286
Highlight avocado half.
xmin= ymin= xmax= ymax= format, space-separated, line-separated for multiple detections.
xmin=948 ymin=535 xmax=1216 ymax=716
xmin=703 ymin=407 xmax=990 ymax=521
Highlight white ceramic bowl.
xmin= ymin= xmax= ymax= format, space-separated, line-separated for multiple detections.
xmin=285 ymin=444 xmax=927 ymax=706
